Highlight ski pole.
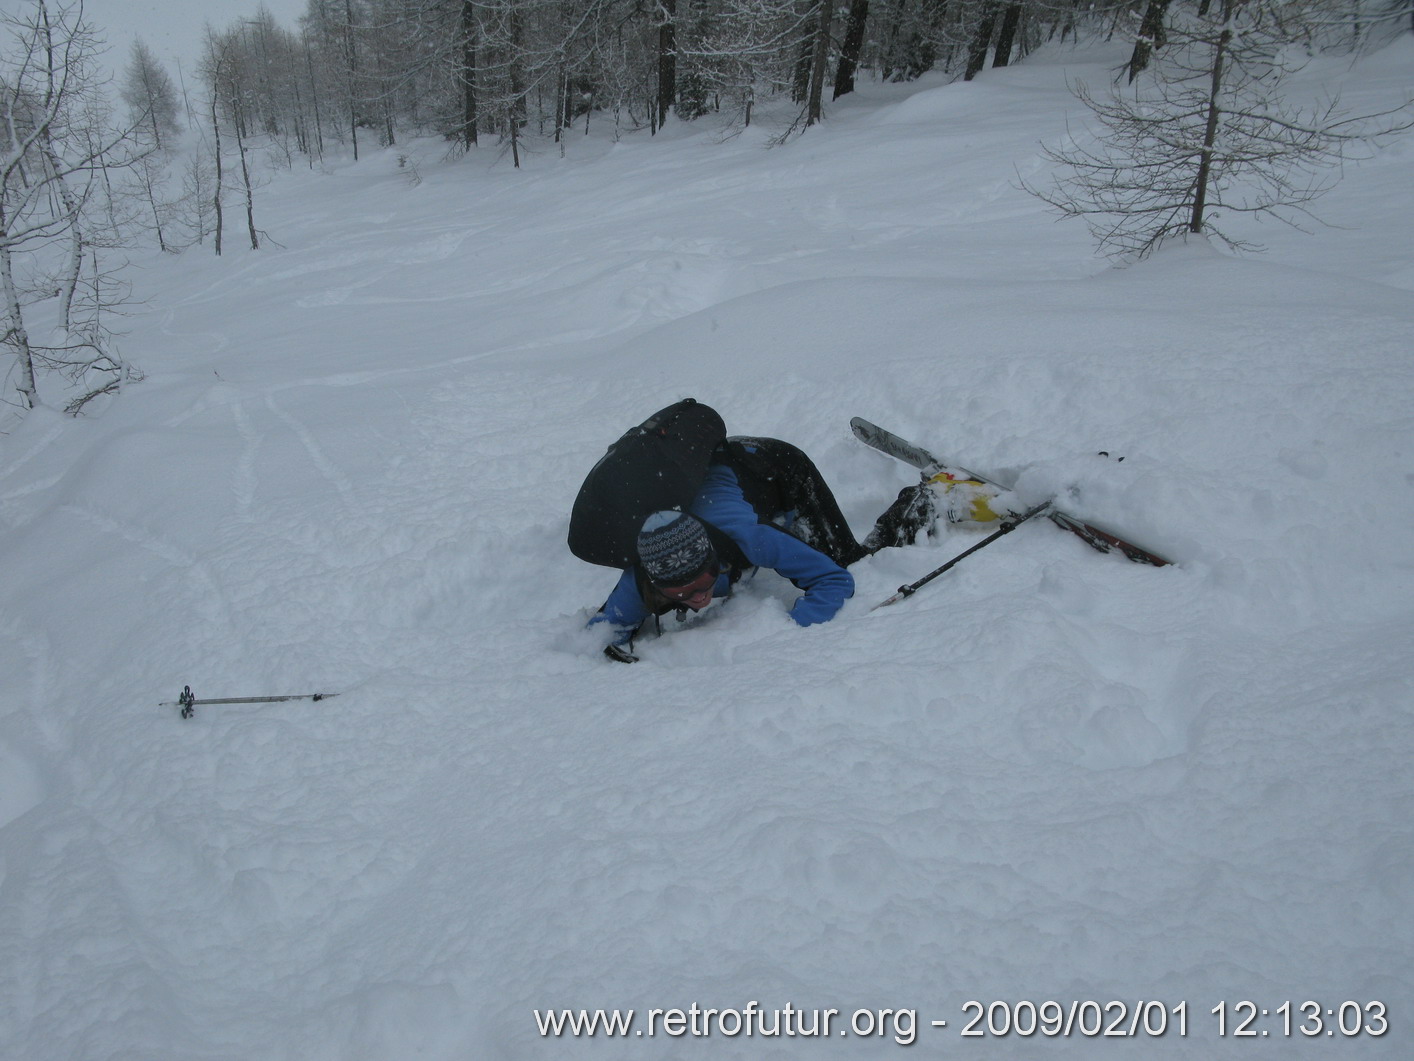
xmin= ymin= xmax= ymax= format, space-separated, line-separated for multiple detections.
xmin=871 ymin=500 xmax=1053 ymax=610
xmin=162 ymin=685 xmax=339 ymax=720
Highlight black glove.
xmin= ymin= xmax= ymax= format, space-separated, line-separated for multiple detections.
xmin=603 ymin=643 xmax=639 ymax=664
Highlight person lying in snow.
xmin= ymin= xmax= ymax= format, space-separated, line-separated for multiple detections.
xmin=590 ymin=436 xmax=1013 ymax=662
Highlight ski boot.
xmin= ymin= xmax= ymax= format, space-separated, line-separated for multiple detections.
xmin=924 ymin=469 xmax=1022 ymax=527
xmin=862 ymin=482 xmax=938 ymax=552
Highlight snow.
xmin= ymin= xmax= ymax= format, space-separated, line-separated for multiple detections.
xmin=3 ymin=37 xmax=1414 ymax=1061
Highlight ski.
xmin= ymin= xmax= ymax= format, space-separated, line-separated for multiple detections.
xmin=851 ymin=416 xmax=1172 ymax=567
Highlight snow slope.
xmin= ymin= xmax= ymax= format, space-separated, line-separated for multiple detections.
xmin=2 ymin=39 xmax=1412 ymax=1060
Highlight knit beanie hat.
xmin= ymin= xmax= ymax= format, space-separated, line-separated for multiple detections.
xmin=637 ymin=510 xmax=714 ymax=584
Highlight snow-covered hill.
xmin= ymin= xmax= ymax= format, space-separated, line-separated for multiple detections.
xmin=2 ymin=39 xmax=1412 ymax=1060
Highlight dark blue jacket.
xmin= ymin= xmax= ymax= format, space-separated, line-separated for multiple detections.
xmin=592 ymin=463 xmax=855 ymax=645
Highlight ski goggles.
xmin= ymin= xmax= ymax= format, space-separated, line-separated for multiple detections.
xmin=653 ymin=566 xmax=718 ymax=603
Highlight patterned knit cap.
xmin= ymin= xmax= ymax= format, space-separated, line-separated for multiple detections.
xmin=637 ymin=510 xmax=714 ymax=584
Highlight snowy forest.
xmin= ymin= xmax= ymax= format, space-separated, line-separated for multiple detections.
xmin=155 ymin=0 xmax=1414 ymax=152
xmin=0 ymin=0 xmax=1408 ymax=424
xmin=3 ymin=0 xmax=1413 ymax=418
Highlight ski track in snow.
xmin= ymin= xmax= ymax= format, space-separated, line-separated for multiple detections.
xmin=1 ymin=38 xmax=1413 ymax=1061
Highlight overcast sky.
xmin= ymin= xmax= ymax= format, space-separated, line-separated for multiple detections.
xmin=43 ymin=0 xmax=310 ymax=80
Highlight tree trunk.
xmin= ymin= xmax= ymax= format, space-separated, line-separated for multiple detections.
xmin=292 ymin=77 xmax=309 ymax=158
xmin=235 ymin=108 xmax=259 ymax=251
xmin=992 ymin=4 xmax=1023 ymax=67
xmin=304 ymin=41 xmax=325 ymax=161
xmin=508 ymin=6 xmax=525 ymax=164
xmin=554 ymin=65 xmax=567 ymax=144
xmin=793 ymin=20 xmax=814 ymax=101
xmin=1128 ymin=0 xmax=1172 ymax=82
xmin=965 ymin=4 xmax=999 ymax=81
xmin=0 ymin=236 xmax=39 ymax=409
xmin=210 ymin=93 xmax=224 ymax=256
xmin=833 ymin=0 xmax=871 ymax=100
xmin=344 ymin=0 xmax=360 ymax=160
xmin=40 ymin=134 xmax=84 ymax=330
xmin=460 ymin=0 xmax=478 ymax=146
xmin=148 ymin=105 xmax=164 ymax=153
xmin=805 ymin=0 xmax=832 ymax=125
xmin=657 ymin=0 xmax=676 ymax=128
xmin=1190 ymin=2 xmax=1234 ymax=234
xmin=145 ymin=169 xmax=168 ymax=252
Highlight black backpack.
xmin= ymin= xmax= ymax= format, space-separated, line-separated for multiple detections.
xmin=568 ymin=399 xmax=727 ymax=569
